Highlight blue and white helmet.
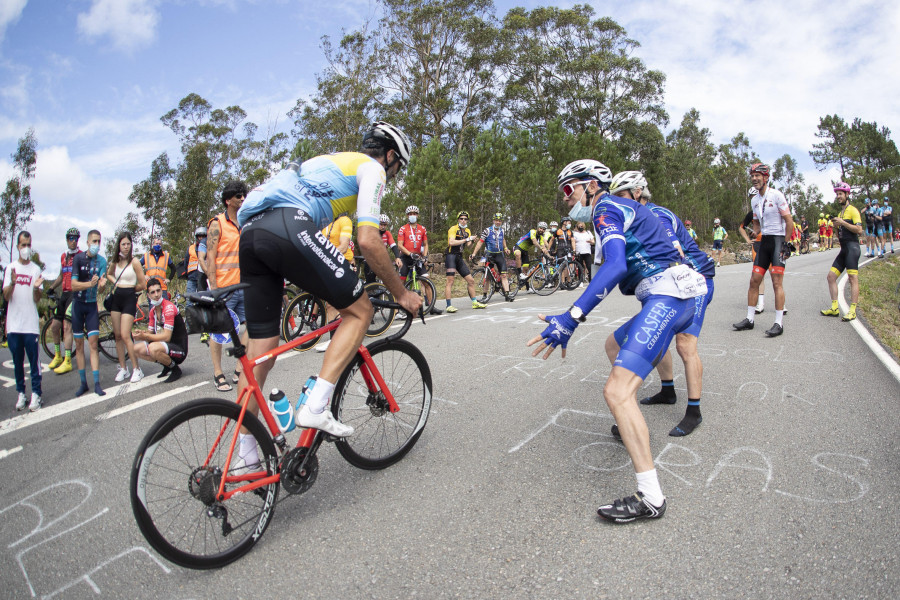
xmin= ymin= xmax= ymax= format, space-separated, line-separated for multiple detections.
xmin=557 ymin=160 xmax=612 ymax=188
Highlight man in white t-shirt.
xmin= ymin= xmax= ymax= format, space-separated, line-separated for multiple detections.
xmin=2 ymin=231 xmax=45 ymax=411
xmin=733 ymin=163 xmax=793 ymax=337
xmin=572 ymin=221 xmax=595 ymax=285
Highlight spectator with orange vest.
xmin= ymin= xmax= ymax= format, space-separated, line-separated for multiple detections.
xmin=140 ymin=237 xmax=175 ymax=299
xmin=183 ymin=226 xmax=208 ymax=297
xmin=206 ymin=180 xmax=249 ymax=392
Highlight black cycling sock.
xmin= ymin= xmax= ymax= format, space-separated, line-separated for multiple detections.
xmin=640 ymin=380 xmax=676 ymax=405
xmin=669 ymin=400 xmax=702 ymax=437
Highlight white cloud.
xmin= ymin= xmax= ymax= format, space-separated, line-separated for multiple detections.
xmin=77 ymin=0 xmax=160 ymax=52
xmin=0 ymin=0 xmax=26 ymax=42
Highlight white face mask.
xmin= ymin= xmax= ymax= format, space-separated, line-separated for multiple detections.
xmin=408 ymin=215 xmax=418 ymax=224
xmin=150 ymin=296 xmax=163 ymax=307
xmin=19 ymin=247 xmax=33 ymax=261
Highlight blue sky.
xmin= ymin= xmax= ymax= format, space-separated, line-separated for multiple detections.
xmin=2 ymin=0 xmax=899 ymax=274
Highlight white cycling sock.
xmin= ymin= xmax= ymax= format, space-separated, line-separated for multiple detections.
xmin=306 ymin=377 xmax=336 ymax=414
xmin=636 ymin=469 xmax=664 ymax=507
xmin=746 ymin=306 xmax=756 ymax=322
xmin=238 ymin=433 xmax=259 ymax=463
xmin=775 ymin=310 xmax=784 ymax=326
xmin=756 ymin=294 xmax=765 ymax=308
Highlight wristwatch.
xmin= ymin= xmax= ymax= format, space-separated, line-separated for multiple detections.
xmin=568 ymin=305 xmax=587 ymax=323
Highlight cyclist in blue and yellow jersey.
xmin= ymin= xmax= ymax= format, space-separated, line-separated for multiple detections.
xmin=236 ymin=122 xmax=421 ymax=448
xmin=471 ymin=212 xmax=514 ymax=302
xmin=610 ymin=171 xmax=715 ymax=438
xmin=514 ymin=221 xmax=551 ymax=281
xmin=528 ymin=159 xmax=708 ymax=524
xmin=685 ymin=220 xmax=697 ymax=242
xmin=712 ymin=218 xmax=727 ymax=267
xmin=821 ymin=182 xmax=863 ymax=321
xmin=443 ymin=210 xmax=486 ymax=313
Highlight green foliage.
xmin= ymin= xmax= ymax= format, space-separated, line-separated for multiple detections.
xmin=1 ymin=128 xmax=38 ymax=262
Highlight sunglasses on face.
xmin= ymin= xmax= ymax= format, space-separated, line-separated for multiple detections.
xmin=561 ymin=181 xmax=589 ymax=197
xmin=66 ymin=235 xmax=79 ymax=241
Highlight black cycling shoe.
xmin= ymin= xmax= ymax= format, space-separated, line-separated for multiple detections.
xmin=610 ymin=424 xmax=622 ymax=441
xmin=429 ymin=306 xmax=443 ymax=316
xmin=765 ymin=323 xmax=783 ymax=337
xmin=597 ymin=492 xmax=666 ymax=523
xmin=732 ymin=318 xmax=754 ymax=331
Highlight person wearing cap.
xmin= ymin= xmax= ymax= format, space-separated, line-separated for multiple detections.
xmin=471 ymin=212 xmax=514 ymax=301
xmin=685 ymin=220 xmax=697 ymax=241
xmin=442 ymin=211 xmax=486 ymax=312
xmin=820 ymin=182 xmax=862 ymax=321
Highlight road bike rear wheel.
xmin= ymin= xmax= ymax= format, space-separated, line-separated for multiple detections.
xmin=562 ymin=260 xmax=582 ymax=290
xmin=472 ymin=267 xmax=493 ymax=302
xmin=332 ymin=339 xmax=432 ymax=470
xmin=130 ymin=398 xmax=279 ymax=569
xmin=365 ymin=282 xmax=396 ymax=337
xmin=97 ymin=310 xmax=118 ymax=361
xmin=281 ymin=292 xmax=327 ymax=351
xmin=505 ymin=268 xmax=520 ymax=298
xmin=40 ymin=318 xmax=55 ymax=359
xmin=406 ymin=276 xmax=437 ymax=315
xmin=530 ymin=264 xmax=559 ymax=296
xmin=800 ymin=238 xmax=810 ymax=255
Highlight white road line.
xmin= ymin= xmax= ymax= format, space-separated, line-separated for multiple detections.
xmin=98 ymin=381 xmax=209 ymax=420
xmin=0 ymin=445 xmax=22 ymax=460
xmin=0 ymin=375 xmax=162 ymax=438
xmin=837 ymin=259 xmax=900 ymax=384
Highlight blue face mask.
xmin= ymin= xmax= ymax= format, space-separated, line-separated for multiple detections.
xmin=568 ymin=200 xmax=593 ymax=224
xmin=88 ymin=244 xmax=100 ymax=257
xmin=152 ymin=244 xmax=162 ymax=253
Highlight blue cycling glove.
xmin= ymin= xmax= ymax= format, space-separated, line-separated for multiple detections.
xmin=539 ymin=311 xmax=580 ymax=350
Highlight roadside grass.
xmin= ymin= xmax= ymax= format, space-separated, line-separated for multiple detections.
xmin=857 ymin=253 xmax=900 ymax=360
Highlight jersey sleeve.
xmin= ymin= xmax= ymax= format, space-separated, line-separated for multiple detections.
xmin=354 ymin=160 xmax=386 ymax=228
xmin=448 ymin=225 xmax=458 ymax=245
xmin=775 ymin=193 xmax=790 ymax=216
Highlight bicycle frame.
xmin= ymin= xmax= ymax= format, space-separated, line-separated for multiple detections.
xmin=209 ymin=316 xmax=404 ymax=502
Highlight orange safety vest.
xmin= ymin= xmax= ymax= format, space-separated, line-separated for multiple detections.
xmin=209 ymin=212 xmax=241 ymax=287
xmin=144 ymin=250 xmax=170 ymax=290
xmin=187 ymin=243 xmax=199 ymax=273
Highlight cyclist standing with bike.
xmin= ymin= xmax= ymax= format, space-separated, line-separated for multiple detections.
xmin=471 ymin=212 xmax=514 ymax=302
xmin=442 ymin=210 xmax=486 ymax=313
xmin=46 ymin=227 xmax=81 ymax=375
xmin=513 ymin=222 xmax=551 ymax=282
xmin=236 ymin=121 xmax=422 ymax=448
xmin=398 ymin=205 xmax=441 ymax=315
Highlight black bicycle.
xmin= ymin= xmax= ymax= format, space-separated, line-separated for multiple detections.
xmin=472 ymin=255 xmax=519 ymax=302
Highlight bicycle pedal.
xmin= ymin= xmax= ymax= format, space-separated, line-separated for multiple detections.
xmin=323 ymin=433 xmax=340 ymax=443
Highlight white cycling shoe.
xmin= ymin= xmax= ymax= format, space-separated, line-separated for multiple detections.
xmin=296 ymin=404 xmax=354 ymax=437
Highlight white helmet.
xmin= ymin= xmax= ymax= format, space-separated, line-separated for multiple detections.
xmin=549 ymin=221 xmax=559 ymax=228
xmin=537 ymin=221 xmax=548 ymax=229
xmin=747 ymin=187 xmax=758 ymax=198
xmin=714 ymin=218 xmax=721 ymax=225
xmin=405 ymin=205 xmax=419 ymax=214
xmin=609 ymin=171 xmax=648 ymax=194
xmin=194 ymin=226 xmax=207 ymax=237
xmin=379 ymin=213 xmax=390 ymax=224
xmin=557 ymin=159 xmax=612 ymax=188
xmin=363 ymin=121 xmax=411 ymax=167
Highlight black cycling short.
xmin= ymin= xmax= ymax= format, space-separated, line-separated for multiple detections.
xmin=831 ymin=240 xmax=861 ymax=274
xmin=400 ymin=254 xmax=428 ymax=279
xmin=108 ymin=287 xmax=138 ymax=317
xmin=239 ymin=207 xmax=365 ymax=339
xmin=444 ymin=253 xmax=470 ymax=277
xmin=485 ymin=251 xmax=507 ymax=274
xmin=54 ymin=291 xmax=73 ymax=321
xmin=753 ymin=235 xmax=786 ymax=274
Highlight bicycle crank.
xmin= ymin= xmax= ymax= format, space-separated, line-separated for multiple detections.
xmin=281 ymin=447 xmax=319 ymax=495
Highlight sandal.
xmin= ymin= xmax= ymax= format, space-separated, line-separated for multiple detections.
xmin=232 ymin=369 xmax=241 ymax=384
xmin=214 ymin=373 xmax=232 ymax=392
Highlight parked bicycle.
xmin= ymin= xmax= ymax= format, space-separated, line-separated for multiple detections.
xmin=130 ymin=282 xmax=432 ymax=569
xmin=402 ymin=254 xmax=437 ymax=315
xmin=472 ymin=255 xmax=519 ymax=302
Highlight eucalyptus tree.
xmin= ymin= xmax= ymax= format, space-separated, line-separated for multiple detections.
xmin=1 ymin=128 xmax=38 ymax=261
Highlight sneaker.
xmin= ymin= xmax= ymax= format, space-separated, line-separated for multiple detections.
xmin=53 ymin=356 xmax=73 ymax=374
xmin=200 ymin=332 xmax=210 ymax=347
xmin=115 ymin=366 xmax=131 ymax=382
xmin=597 ymin=491 xmax=666 ymax=523
xmin=16 ymin=393 xmax=27 ymax=411
xmin=48 ymin=353 xmax=64 ymax=370
xmin=505 ymin=295 xmax=514 ymax=302
xmin=446 ymin=306 xmax=458 ymax=313
xmin=821 ymin=307 xmax=840 ymax=317
xmin=716 ymin=262 xmax=721 ymax=267
xmin=29 ymin=393 xmax=42 ymax=412
xmin=732 ymin=318 xmax=754 ymax=331
xmin=295 ymin=403 xmax=354 ymax=437
xmin=764 ymin=323 xmax=783 ymax=337
xmin=315 ymin=339 xmax=332 ymax=353
xmin=130 ymin=368 xmax=145 ymax=383
xmin=471 ymin=300 xmax=486 ymax=309
xmin=841 ymin=308 xmax=857 ymax=322
xmin=754 ymin=305 xmax=765 ymax=314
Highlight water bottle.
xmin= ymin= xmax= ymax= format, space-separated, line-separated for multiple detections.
xmin=295 ymin=376 xmax=317 ymax=413
xmin=268 ymin=388 xmax=295 ymax=433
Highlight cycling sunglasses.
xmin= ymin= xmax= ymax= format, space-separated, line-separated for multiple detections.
xmin=560 ymin=180 xmax=590 ymax=197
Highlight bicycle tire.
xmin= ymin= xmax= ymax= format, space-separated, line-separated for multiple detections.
xmin=364 ymin=282 xmax=396 ymax=337
xmin=530 ymin=264 xmax=559 ymax=296
xmin=800 ymin=239 xmax=810 ymax=255
xmin=505 ymin=267 xmax=520 ymax=299
xmin=562 ymin=260 xmax=582 ymax=290
xmin=97 ymin=310 xmax=118 ymax=361
xmin=40 ymin=318 xmax=55 ymax=359
xmin=281 ymin=292 xmax=327 ymax=351
xmin=406 ymin=276 xmax=437 ymax=315
xmin=130 ymin=398 xmax=279 ymax=569
xmin=472 ymin=267 xmax=493 ymax=302
xmin=332 ymin=339 xmax=432 ymax=470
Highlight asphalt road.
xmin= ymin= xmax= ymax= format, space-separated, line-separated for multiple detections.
xmin=1 ymin=249 xmax=898 ymax=599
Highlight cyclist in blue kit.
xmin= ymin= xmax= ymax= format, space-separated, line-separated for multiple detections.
xmin=526 ymin=160 xmax=707 ymax=524
xmin=70 ymin=229 xmax=108 ymax=397
xmin=608 ymin=171 xmax=715 ymax=438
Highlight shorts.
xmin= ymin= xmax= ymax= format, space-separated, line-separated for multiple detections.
xmin=226 ymin=289 xmax=246 ymax=324
xmin=611 ymin=294 xmax=695 ymax=379
xmin=400 ymin=254 xmax=428 ymax=278
xmin=142 ymin=341 xmax=187 ymax=365
xmin=875 ymin=225 xmax=884 ymax=237
xmin=444 ymin=253 xmax=470 ymax=277
xmin=713 ymin=240 xmax=723 ymax=250
xmin=239 ymin=207 xmax=365 ymax=339
xmin=71 ymin=301 xmax=100 ymax=338
xmin=753 ymin=235 xmax=786 ymax=275
xmin=886 ymin=222 xmax=894 ymax=234
xmin=865 ymin=225 xmax=874 ymax=237
xmin=485 ymin=251 xmax=507 ymax=274
xmin=751 ymin=240 xmax=760 ymax=262
xmin=681 ymin=277 xmax=714 ymax=338
xmin=108 ymin=287 xmax=138 ymax=316
xmin=515 ymin=248 xmax=529 ymax=265
xmin=831 ymin=241 xmax=861 ymax=275
xmin=54 ymin=291 xmax=73 ymax=321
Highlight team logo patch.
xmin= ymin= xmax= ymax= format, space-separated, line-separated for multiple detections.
xmin=335 ymin=268 xmax=345 ymax=278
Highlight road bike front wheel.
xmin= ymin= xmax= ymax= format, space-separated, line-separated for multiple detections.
xmin=800 ymin=238 xmax=810 ymax=255
xmin=130 ymin=398 xmax=279 ymax=569
xmin=40 ymin=318 xmax=55 ymax=359
xmin=472 ymin=267 xmax=493 ymax=302
xmin=281 ymin=292 xmax=327 ymax=351
xmin=562 ymin=260 xmax=582 ymax=291
xmin=332 ymin=339 xmax=432 ymax=470
xmin=406 ymin=276 xmax=437 ymax=315
xmin=97 ymin=311 xmax=118 ymax=361
xmin=530 ymin=264 xmax=560 ymax=296
xmin=365 ymin=282 xmax=396 ymax=337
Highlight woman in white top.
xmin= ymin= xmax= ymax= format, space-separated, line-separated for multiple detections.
xmin=572 ymin=222 xmax=596 ymax=283
xmin=105 ymin=232 xmax=146 ymax=382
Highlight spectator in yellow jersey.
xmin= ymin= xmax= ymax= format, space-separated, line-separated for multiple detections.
xmin=316 ymin=214 xmax=356 ymax=352
xmin=443 ymin=211 xmax=486 ymax=313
